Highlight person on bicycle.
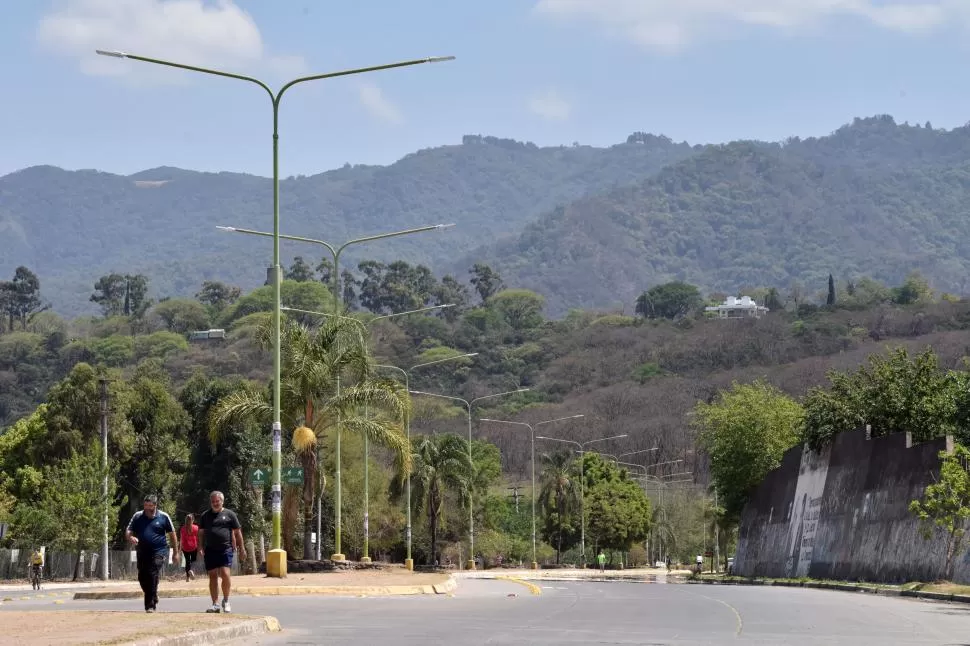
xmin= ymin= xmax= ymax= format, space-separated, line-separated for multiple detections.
xmin=30 ymin=548 xmax=44 ymax=589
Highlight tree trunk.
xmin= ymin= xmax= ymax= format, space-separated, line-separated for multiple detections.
xmin=245 ymin=538 xmax=257 ymax=574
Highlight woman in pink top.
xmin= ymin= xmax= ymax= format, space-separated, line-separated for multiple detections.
xmin=180 ymin=514 xmax=199 ymax=581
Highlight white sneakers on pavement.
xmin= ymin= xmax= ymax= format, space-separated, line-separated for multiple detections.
xmin=205 ymin=600 xmax=231 ymax=613
xmin=206 ymin=603 xmax=220 ymax=613
xmin=222 ymin=599 xmax=231 ymax=613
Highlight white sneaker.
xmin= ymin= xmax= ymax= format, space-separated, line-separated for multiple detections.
xmin=206 ymin=603 xmax=221 ymax=613
xmin=221 ymin=599 xmax=231 ymax=614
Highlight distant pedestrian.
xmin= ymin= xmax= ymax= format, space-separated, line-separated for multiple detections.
xmin=597 ymin=551 xmax=606 ymax=572
xmin=125 ymin=495 xmax=179 ymax=613
xmin=198 ymin=491 xmax=245 ymax=614
xmin=180 ymin=514 xmax=199 ymax=582
xmin=666 ymin=555 xmax=671 ymax=572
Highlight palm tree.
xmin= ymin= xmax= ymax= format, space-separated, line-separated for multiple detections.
xmin=395 ymin=433 xmax=470 ymax=566
xmin=539 ymin=450 xmax=579 ymax=564
xmin=211 ymin=315 xmax=411 ymax=560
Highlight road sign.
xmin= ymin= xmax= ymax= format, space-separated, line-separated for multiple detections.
xmin=248 ymin=468 xmax=269 ymax=487
xmin=282 ymin=467 xmax=304 ymax=486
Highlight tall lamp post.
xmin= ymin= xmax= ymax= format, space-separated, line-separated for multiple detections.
xmin=97 ymin=48 xmax=454 ymax=577
xmin=409 ymin=389 xmax=530 ymax=569
xmin=535 ymin=433 xmax=628 ymax=567
xmin=478 ymin=415 xmax=585 ymax=569
xmin=280 ymin=304 xmax=458 ymax=563
xmin=221 ymin=222 xmax=453 ymax=561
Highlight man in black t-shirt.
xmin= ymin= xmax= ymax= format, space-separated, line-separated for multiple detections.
xmin=198 ymin=490 xmax=245 ymax=613
xmin=125 ymin=495 xmax=179 ymax=613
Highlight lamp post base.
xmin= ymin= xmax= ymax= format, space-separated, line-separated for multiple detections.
xmin=465 ymin=559 xmax=476 ymax=571
xmin=530 ymin=561 xmax=539 ymax=570
xmin=331 ymin=553 xmax=346 ymax=562
xmin=266 ymin=549 xmax=287 ymax=578
xmin=360 ymin=556 xmax=372 ymax=564
xmin=404 ymin=559 xmax=414 ymax=571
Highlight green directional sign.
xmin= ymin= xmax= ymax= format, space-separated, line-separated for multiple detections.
xmin=282 ymin=467 xmax=304 ymax=486
xmin=248 ymin=468 xmax=270 ymax=487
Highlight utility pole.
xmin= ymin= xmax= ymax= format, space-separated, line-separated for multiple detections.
xmin=99 ymin=378 xmax=109 ymax=581
xmin=714 ymin=489 xmax=720 ymax=573
xmin=507 ymin=486 xmax=522 ymax=514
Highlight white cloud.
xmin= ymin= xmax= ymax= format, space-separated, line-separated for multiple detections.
xmin=534 ymin=0 xmax=962 ymax=52
xmin=528 ymin=89 xmax=571 ymax=121
xmin=37 ymin=0 xmax=306 ymax=82
xmin=357 ymin=82 xmax=404 ymax=125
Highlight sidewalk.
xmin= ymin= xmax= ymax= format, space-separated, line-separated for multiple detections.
xmin=74 ymin=570 xmax=455 ymax=600
xmin=0 ymin=579 xmax=136 ymax=593
xmin=2 ymin=610 xmax=280 ymax=646
xmin=458 ymin=566 xmax=674 ymax=582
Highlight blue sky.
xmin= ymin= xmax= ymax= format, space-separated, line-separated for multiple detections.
xmin=2 ymin=0 xmax=969 ymax=178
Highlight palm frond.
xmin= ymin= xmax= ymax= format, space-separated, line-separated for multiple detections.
xmin=208 ymin=387 xmax=272 ymax=446
xmin=340 ymin=417 xmax=411 ymax=476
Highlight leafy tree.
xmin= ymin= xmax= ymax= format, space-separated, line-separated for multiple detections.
xmin=469 ymin=264 xmax=504 ymax=304
xmin=285 ymin=256 xmax=316 ymax=283
xmin=11 ymin=441 xmax=119 ymax=580
xmin=433 ymin=275 xmax=471 ymax=321
xmin=490 ymin=289 xmax=545 ymax=331
xmin=195 ymin=281 xmax=242 ymax=313
xmin=635 ymin=282 xmax=702 ymax=319
xmin=150 ymin=298 xmax=211 ymax=333
xmin=803 ymin=348 xmax=959 ymax=449
xmin=0 ymin=267 xmax=46 ymax=332
xmin=357 ymin=261 xmax=386 ymax=313
xmin=827 ymin=274 xmax=836 ymax=306
xmin=91 ymin=273 xmax=150 ymax=318
xmin=893 ymin=271 xmax=934 ymax=305
xmin=340 ymin=270 xmax=358 ymax=309
xmin=316 ymin=258 xmax=335 ymax=286
xmin=910 ymin=445 xmax=970 ymax=581
xmin=583 ymin=453 xmax=652 ymax=553
xmin=694 ymin=380 xmax=803 ymax=522
xmin=396 ymin=433 xmax=470 ymax=565
xmin=219 ymin=280 xmax=334 ymax=326
xmin=123 ymin=274 xmax=151 ymax=318
xmin=539 ymin=450 xmax=580 ymax=563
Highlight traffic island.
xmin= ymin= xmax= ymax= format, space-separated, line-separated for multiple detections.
xmin=74 ymin=571 xmax=455 ymax=600
xmin=1 ymin=610 xmax=280 ymax=646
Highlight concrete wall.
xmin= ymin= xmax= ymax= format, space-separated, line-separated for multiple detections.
xmin=735 ymin=427 xmax=964 ymax=584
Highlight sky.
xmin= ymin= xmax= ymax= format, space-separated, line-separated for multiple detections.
xmin=2 ymin=0 xmax=970 ymax=178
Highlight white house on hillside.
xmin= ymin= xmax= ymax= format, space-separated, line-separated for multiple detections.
xmin=705 ymin=296 xmax=769 ymax=319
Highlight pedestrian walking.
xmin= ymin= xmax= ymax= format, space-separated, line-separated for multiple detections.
xmin=198 ymin=491 xmax=245 ymax=614
xmin=180 ymin=514 xmax=199 ymax=582
xmin=597 ymin=551 xmax=606 ymax=572
xmin=125 ymin=495 xmax=179 ymax=613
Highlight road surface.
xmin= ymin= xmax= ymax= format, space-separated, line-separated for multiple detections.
xmin=4 ymin=578 xmax=970 ymax=644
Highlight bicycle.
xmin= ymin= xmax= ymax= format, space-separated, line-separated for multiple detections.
xmin=30 ymin=565 xmax=42 ymax=591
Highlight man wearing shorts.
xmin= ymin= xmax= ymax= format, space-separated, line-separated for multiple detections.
xmin=198 ymin=491 xmax=245 ymax=613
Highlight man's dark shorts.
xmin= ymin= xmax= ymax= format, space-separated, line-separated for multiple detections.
xmin=204 ymin=548 xmax=233 ymax=571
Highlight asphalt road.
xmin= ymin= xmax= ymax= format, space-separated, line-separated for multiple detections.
xmin=4 ymin=579 xmax=970 ymax=645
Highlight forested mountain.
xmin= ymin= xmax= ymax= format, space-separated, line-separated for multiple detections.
xmin=474 ymin=117 xmax=970 ymax=314
xmin=6 ymin=115 xmax=970 ymax=318
xmin=0 ymin=134 xmax=695 ymax=316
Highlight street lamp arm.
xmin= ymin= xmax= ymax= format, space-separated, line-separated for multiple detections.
xmin=582 ymin=434 xmax=628 ymax=448
xmin=278 ymin=58 xmax=455 ymax=99
xmin=371 ymin=304 xmax=454 ymax=323
xmin=470 ymin=388 xmax=530 ymax=406
xmin=534 ymin=414 xmax=585 ymax=428
xmin=216 ymin=226 xmax=338 ymax=256
xmin=96 ymin=50 xmax=274 ymax=99
xmin=409 ymin=353 xmax=478 ymax=373
xmin=337 ymin=223 xmax=455 ymax=256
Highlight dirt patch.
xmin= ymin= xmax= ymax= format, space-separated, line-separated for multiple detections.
xmin=2 ymin=610 xmax=256 ymax=646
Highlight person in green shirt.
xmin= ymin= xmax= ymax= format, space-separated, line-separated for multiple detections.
xmin=597 ymin=551 xmax=606 ymax=572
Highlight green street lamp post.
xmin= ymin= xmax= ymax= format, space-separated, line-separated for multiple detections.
xmin=97 ymin=48 xmax=454 ymax=577
xmin=478 ymin=415 xmax=584 ymax=569
xmin=408 ymin=389 xmax=530 ymax=569
xmin=535 ymin=433 xmax=627 ymax=567
xmin=220 ymin=223 xmax=454 ymax=560
xmin=280 ymin=305 xmax=468 ymax=567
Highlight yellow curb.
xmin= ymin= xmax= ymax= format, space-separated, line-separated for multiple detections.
xmin=53 ymin=600 xmax=65 ymax=604
xmin=3 ymin=597 xmax=13 ymax=602
xmin=495 ymin=576 xmax=542 ymax=596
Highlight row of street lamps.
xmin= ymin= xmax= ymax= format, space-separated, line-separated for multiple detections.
xmin=91 ymin=47 xmax=685 ymax=574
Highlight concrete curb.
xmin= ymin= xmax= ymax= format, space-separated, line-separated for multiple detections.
xmin=74 ymin=575 xmax=457 ymax=601
xmin=493 ymin=576 xmax=542 ymax=596
xmin=129 ymin=616 xmax=281 ymax=646
xmin=686 ymin=578 xmax=970 ymax=604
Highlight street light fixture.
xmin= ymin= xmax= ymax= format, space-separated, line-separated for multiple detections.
xmin=535 ymin=433 xmax=627 ymax=566
xmin=645 ymin=459 xmax=684 ymax=472
xmin=223 ymin=223 xmax=455 ymax=561
xmin=98 ymin=48 xmax=454 ymax=577
xmin=410 ymin=388 xmax=531 ymax=569
xmin=478 ymin=414 xmax=584 ymax=569
xmin=279 ymin=304 xmax=455 ymax=564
